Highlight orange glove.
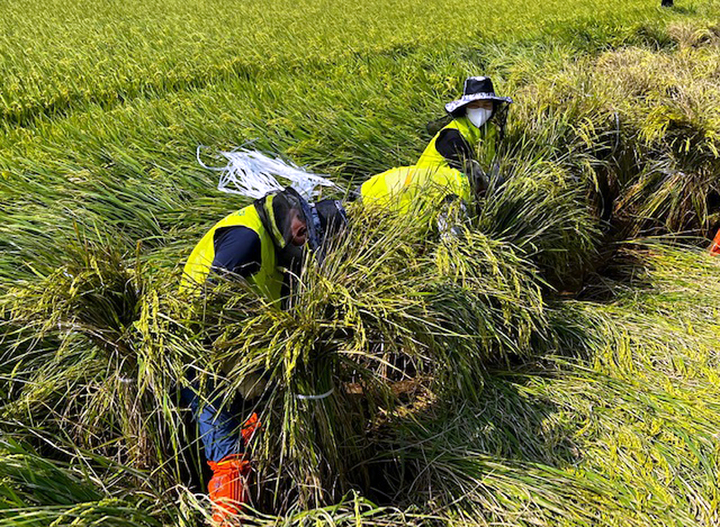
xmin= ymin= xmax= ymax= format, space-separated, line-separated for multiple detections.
xmin=710 ymin=229 xmax=720 ymax=256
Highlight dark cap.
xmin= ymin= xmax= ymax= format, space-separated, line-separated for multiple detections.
xmin=315 ymin=199 xmax=348 ymax=237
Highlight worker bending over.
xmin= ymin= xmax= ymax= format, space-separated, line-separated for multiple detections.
xmin=360 ymin=76 xmax=513 ymax=234
xmin=180 ymin=187 xmax=346 ymax=524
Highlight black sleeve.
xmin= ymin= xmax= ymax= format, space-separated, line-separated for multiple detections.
xmin=211 ymin=226 xmax=262 ymax=278
xmin=435 ymin=128 xmax=475 ymax=170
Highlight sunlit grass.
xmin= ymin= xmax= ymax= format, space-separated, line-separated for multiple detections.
xmin=2 ymin=0 xmax=720 ymax=525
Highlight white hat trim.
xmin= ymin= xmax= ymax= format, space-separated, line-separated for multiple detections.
xmin=445 ymin=93 xmax=513 ymax=114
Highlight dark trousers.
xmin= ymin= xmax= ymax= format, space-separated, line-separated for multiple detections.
xmin=180 ymin=383 xmax=244 ymax=463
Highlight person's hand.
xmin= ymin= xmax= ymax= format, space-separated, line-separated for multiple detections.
xmin=437 ymin=195 xmax=469 ymax=242
xmin=464 ymin=159 xmax=489 ymax=197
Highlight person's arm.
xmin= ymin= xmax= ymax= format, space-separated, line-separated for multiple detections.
xmin=434 ymin=128 xmax=475 ymax=170
xmin=437 ymin=129 xmax=491 ymax=197
xmin=211 ymin=226 xmax=262 ymax=278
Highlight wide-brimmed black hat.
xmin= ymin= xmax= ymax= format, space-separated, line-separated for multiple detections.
xmin=445 ymin=76 xmax=513 ymax=115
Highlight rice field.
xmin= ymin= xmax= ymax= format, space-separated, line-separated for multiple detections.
xmin=2 ymin=0 xmax=720 ymax=525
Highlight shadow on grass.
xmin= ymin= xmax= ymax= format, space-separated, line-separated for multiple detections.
xmin=575 ymin=246 xmax=653 ymax=302
xmin=358 ymin=354 xmax=584 ymax=508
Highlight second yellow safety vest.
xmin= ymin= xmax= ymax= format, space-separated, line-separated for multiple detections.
xmin=180 ymin=204 xmax=284 ymax=303
xmin=360 ymin=165 xmax=471 ymax=216
xmin=417 ymin=116 xmax=497 ymax=170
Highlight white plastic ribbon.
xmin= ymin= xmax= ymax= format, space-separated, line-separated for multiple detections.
xmin=296 ymin=387 xmax=334 ymax=401
xmin=197 ymin=146 xmax=340 ymax=200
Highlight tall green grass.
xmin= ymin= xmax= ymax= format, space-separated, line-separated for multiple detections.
xmin=0 ymin=0 xmax=705 ymax=129
xmin=2 ymin=0 xmax=720 ymax=525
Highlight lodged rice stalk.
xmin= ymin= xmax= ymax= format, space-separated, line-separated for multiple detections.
xmin=362 ymin=241 xmax=720 ymax=527
xmin=2 ymin=6 xmax=720 ymax=524
xmin=0 ymin=229 xmax=193 ymax=499
xmin=0 ymin=188 xmax=552 ymax=513
xmin=0 ymin=438 xmax=170 ymax=527
xmin=174 ymin=202 xmax=549 ymax=508
xmin=4 ymin=239 xmax=720 ymax=526
xmin=511 ymin=23 xmax=720 ymax=239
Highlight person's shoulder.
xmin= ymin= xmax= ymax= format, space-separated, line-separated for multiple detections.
xmin=214 ymin=225 xmax=261 ymax=251
xmin=436 ymin=127 xmax=471 ymax=151
xmin=438 ymin=127 xmax=465 ymax=141
xmin=212 ymin=226 xmax=263 ymax=276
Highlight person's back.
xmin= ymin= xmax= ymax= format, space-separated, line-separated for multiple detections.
xmin=360 ymin=165 xmax=470 ymax=215
xmin=180 ymin=202 xmax=283 ymax=302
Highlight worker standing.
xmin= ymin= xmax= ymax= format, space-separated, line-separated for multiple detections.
xmin=180 ymin=187 xmax=346 ymax=524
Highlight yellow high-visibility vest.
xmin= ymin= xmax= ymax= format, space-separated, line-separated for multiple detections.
xmin=360 ymin=165 xmax=471 ymax=215
xmin=180 ymin=204 xmax=283 ymax=303
xmin=417 ymin=116 xmax=496 ymax=170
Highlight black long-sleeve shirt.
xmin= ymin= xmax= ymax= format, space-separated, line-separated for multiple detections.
xmin=434 ymin=128 xmax=475 ymax=170
xmin=211 ymin=226 xmax=262 ymax=277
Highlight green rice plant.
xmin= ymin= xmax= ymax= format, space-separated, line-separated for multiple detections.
xmin=354 ymin=242 xmax=720 ymax=527
xmin=2 ymin=14 xmax=718 ymax=293
xmin=510 ymin=25 xmax=720 ymax=238
xmin=0 ymin=229 xmax=192 ymax=482
xmin=2 ymin=0 xmax=720 ymax=524
xmin=0 ymin=438 xmax=168 ymax=527
xmin=0 ymin=0 xmax=702 ymax=130
xmin=476 ymin=155 xmax=599 ymax=289
xmin=165 ymin=204 xmax=549 ymax=509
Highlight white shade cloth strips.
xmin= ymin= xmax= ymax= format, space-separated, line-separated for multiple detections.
xmin=197 ymin=146 xmax=340 ymax=200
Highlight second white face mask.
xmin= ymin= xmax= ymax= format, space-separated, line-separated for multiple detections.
xmin=466 ymin=106 xmax=493 ymax=128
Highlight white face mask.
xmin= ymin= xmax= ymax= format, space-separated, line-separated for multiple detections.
xmin=466 ymin=106 xmax=493 ymax=129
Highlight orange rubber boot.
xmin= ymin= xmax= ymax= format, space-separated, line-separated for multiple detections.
xmin=710 ymin=229 xmax=720 ymax=256
xmin=207 ymin=413 xmax=260 ymax=525
xmin=207 ymin=454 xmax=251 ymax=525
